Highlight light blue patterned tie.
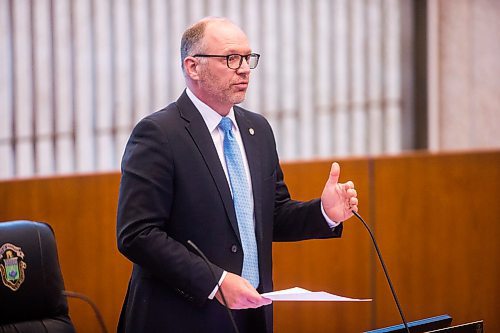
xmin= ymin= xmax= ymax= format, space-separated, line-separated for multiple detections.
xmin=219 ymin=117 xmax=259 ymax=288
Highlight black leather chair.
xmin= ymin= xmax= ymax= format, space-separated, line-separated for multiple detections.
xmin=0 ymin=220 xmax=75 ymax=333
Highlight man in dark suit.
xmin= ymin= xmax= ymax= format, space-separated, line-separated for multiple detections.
xmin=116 ymin=17 xmax=358 ymax=333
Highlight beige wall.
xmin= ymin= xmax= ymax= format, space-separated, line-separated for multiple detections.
xmin=429 ymin=0 xmax=500 ymax=150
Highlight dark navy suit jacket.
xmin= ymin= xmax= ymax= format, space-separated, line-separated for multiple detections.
xmin=116 ymin=91 xmax=342 ymax=332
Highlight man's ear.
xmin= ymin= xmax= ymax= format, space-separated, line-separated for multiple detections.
xmin=184 ymin=57 xmax=200 ymax=81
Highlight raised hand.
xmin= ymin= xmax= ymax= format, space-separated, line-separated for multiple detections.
xmin=321 ymin=162 xmax=358 ymax=222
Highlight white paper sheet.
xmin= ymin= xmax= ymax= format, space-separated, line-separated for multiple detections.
xmin=261 ymin=287 xmax=372 ymax=302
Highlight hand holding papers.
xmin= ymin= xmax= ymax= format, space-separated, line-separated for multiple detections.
xmin=261 ymin=287 xmax=371 ymax=302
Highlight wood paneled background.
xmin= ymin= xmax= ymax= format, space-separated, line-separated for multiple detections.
xmin=1 ymin=151 xmax=498 ymax=332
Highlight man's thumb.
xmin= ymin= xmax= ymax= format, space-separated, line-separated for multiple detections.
xmin=328 ymin=162 xmax=340 ymax=185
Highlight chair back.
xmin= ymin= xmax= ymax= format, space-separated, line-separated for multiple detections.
xmin=0 ymin=220 xmax=75 ymax=332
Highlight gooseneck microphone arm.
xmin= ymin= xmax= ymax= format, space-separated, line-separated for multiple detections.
xmin=352 ymin=210 xmax=411 ymax=333
xmin=187 ymin=240 xmax=240 ymax=333
xmin=62 ymin=290 xmax=108 ymax=333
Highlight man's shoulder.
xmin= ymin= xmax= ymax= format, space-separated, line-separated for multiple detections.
xmin=142 ymin=102 xmax=182 ymax=124
xmin=234 ymin=105 xmax=270 ymax=127
xmin=143 ymin=91 xmax=200 ymax=125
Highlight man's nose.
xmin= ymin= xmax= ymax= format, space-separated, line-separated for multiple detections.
xmin=237 ymin=58 xmax=251 ymax=74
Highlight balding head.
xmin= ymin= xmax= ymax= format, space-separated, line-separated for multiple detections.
xmin=180 ymin=17 xmax=238 ymax=72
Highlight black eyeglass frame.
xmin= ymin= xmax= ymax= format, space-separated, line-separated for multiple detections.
xmin=192 ymin=53 xmax=260 ymax=69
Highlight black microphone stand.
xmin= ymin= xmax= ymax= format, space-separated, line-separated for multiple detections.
xmin=188 ymin=240 xmax=240 ymax=333
xmin=352 ymin=211 xmax=411 ymax=333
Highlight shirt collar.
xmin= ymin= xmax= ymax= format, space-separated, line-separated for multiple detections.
xmin=185 ymin=87 xmax=238 ymax=133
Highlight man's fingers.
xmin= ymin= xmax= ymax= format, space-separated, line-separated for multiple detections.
xmin=261 ymin=297 xmax=273 ymax=305
xmin=252 ymin=296 xmax=272 ymax=307
xmin=232 ymin=294 xmax=270 ymax=309
xmin=243 ymin=283 xmax=271 ymax=308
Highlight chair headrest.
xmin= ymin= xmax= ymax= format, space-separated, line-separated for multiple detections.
xmin=0 ymin=220 xmax=69 ymax=323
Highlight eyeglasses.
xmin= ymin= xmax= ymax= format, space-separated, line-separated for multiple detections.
xmin=192 ymin=53 xmax=260 ymax=70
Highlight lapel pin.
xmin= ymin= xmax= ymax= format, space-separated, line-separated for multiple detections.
xmin=249 ymin=128 xmax=255 ymax=135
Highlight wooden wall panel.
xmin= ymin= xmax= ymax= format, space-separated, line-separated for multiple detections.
xmin=0 ymin=151 xmax=498 ymax=332
xmin=0 ymin=173 xmax=131 ymax=332
xmin=274 ymin=159 xmax=373 ymax=332
xmin=372 ymin=151 xmax=500 ymax=332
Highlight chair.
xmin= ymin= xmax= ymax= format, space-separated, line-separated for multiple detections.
xmin=0 ymin=220 xmax=75 ymax=333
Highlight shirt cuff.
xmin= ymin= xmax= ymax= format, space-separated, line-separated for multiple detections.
xmin=208 ymin=270 xmax=227 ymax=299
xmin=321 ymin=202 xmax=341 ymax=229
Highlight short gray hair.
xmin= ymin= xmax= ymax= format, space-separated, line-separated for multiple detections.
xmin=180 ymin=17 xmax=233 ymax=71
xmin=180 ymin=20 xmax=207 ymax=70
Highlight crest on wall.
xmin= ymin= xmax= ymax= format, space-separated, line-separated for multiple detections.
xmin=0 ymin=243 xmax=27 ymax=291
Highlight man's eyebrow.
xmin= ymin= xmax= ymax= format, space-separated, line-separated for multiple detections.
xmin=224 ymin=48 xmax=252 ymax=54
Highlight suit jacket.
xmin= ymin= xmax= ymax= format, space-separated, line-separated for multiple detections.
xmin=116 ymin=91 xmax=342 ymax=332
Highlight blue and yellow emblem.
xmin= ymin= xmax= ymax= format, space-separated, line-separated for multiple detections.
xmin=0 ymin=243 xmax=27 ymax=291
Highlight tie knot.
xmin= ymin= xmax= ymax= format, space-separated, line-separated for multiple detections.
xmin=219 ymin=117 xmax=233 ymax=133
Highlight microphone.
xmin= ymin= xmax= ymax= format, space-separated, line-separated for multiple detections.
xmin=187 ymin=240 xmax=240 ymax=333
xmin=352 ymin=210 xmax=411 ymax=333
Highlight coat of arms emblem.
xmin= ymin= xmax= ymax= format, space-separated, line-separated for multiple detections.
xmin=0 ymin=243 xmax=27 ymax=291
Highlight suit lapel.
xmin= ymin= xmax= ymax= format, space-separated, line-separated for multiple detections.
xmin=176 ymin=92 xmax=241 ymax=242
xmin=235 ymin=108 xmax=264 ymax=246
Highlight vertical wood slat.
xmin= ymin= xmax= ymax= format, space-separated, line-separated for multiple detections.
xmin=207 ymin=0 xmax=223 ymax=17
xmin=427 ymin=0 xmax=440 ymax=151
xmin=383 ymin=0 xmax=402 ymax=153
xmin=315 ymin=0 xmax=332 ymax=157
xmin=0 ymin=0 xmax=407 ymax=178
xmin=280 ymin=0 xmax=297 ymax=159
xmin=350 ymin=0 xmax=367 ymax=155
xmin=131 ymin=0 xmax=151 ymax=124
xmin=13 ymin=0 xmax=34 ymax=177
xmin=367 ymin=0 xmax=383 ymax=155
xmin=94 ymin=0 xmax=114 ymax=171
xmin=187 ymin=0 xmax=204 ymax=24
xmin=333 ymin=0 xmax=350 ymax=156
xmin=297 ymin=0 xmax=314 ymax=158
xmin=0 ymin=0 xmax=14 ymax=177
xmin=242 ymin=0 xmax=261 ymax=116
xmin=169 ymin=0 xmax=187 ymax=99
xmin=225 ymin=0 xmax=241 ymax=23
xmin=53 ymin=0 xmax=75 ymax=174
xmin=112 ymin=0 xmax=133 ymax=165
xmin=261 ymin=0 xmax=279 ymax=147
xmin=52 ymin=0 xmax=75 ymax=173
xmin=150 ymin=0 xmax=170 ymax=112
xmin=73 ymin=0 xmax=94 ymax=172
xmin=33 ymin=0 xmax=55 ymax=176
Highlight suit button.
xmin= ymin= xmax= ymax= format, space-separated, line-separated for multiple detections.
xmin=231 ymin=245 xmax=238 ymax=253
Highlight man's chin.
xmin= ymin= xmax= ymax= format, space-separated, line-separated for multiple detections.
xmin=231 ymin=93 xmax=247 ymax=105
